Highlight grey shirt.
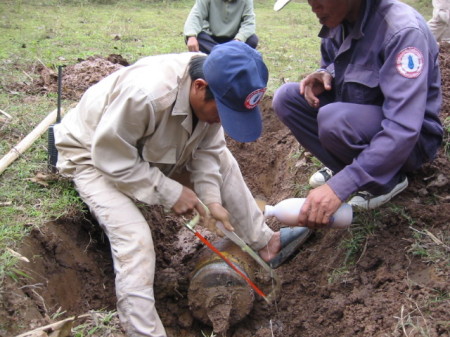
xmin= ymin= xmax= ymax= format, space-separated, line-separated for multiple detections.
xmin=183 ymin=0 xmax=256 ymax=41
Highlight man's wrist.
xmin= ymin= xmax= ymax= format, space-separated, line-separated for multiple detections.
xmin=315 ymin=68 xmax=335 ymax=78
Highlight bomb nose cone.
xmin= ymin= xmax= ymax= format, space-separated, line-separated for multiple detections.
xmin=188 ymin=239 xmax=256 ymax=334
xmin=206 ymin=293 xmax=232 ymax=333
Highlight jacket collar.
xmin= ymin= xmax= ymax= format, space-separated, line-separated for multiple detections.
xmin=171 ymin=63 xmax=196 ymax=134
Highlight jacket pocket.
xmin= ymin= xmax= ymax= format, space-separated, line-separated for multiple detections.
xmin=342 ymin=64 xmax=383 ymax=105
xmin=141 ymin=143 xmax=178 ymax=164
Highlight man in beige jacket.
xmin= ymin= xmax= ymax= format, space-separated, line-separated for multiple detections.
xmin=54 ymin=41 xmax=310 ymax=337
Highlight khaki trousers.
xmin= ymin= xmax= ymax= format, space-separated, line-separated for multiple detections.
xmin=428 ymin=0 xmax=450 ymax=42
xmin=72 ymin=148 xmax=273 ymax=337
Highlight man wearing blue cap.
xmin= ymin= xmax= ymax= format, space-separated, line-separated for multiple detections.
xmin=54 ymin=41 xmax=310 ymax=337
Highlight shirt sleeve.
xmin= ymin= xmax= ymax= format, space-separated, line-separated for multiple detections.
xmin=235 ymin=0 xmax=256 ymax=42
xmin=329 ymin=27 xmax=431 ymax=200
xmin=91 ymin=86 xmax=183 ymax=209
xmin=184 ymin=0 xmax=209 ymax=37
xmin=187 ymin=125 xmax=226 ymax=205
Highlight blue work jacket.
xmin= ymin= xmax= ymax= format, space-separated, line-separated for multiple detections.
xmin=320 ymin=0 xmax=443 ymax=199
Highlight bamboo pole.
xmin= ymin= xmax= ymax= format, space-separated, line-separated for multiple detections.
xmin=15 ymin=313 xmax=90 ymax=337
xmin=0 ymin=108 xmax=12 ymax=119
xmin=0 ymin=108 xmax=61 ymax=176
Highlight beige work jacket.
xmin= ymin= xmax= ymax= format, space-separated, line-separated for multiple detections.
xmin=55 ymin=52 xmax=225 ymax=209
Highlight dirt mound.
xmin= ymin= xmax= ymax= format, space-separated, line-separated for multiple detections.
xmin=0 ymin=46 xmax=449 ymax=337
xmin=7 ymin=54 xmax=128 ymax=101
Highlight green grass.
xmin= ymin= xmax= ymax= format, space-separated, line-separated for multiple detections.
xmin=0 ymin=0 xmax=323 ymax=92
xmin=408 ymin=227 xmax=450 ymax=265
xmin=443 ymin=116 xmax=450 ymax=158
xmin=72 ymin=310 xmax=121 ymax=337
xmin=327 ymin=209 xmax=379 ymax=283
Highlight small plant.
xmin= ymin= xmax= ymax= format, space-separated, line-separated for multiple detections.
xmin=394 ymin=280 xmax=449 ymax=337
xmin=387 ymin=204 xmax=417 ymax=226
xmin=292 ymin=181 xmax=309 ymax=198
xmin=50 ymin=307 xmax=67 ymax=321
xmin=407 ymin=226 xmax=449 ymax=265
xmin=342 ymin=209 xmax=378 ymax=264
xmin=72 ymin=310 xmax=121 ymax=337
xmin=327 ymin=209 xmax=379 ymax=283
xmin=328 ymin=266 xmax=351 ymax=284
xmin=442 ymin=116 xmax=450 ymax=158
xmin=310 ymin=156 xmax=322 ymax=169
xmin=394 ymin=304 xmax=433 ymax=337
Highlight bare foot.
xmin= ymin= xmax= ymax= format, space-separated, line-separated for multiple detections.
xmin=258 ymin=231 xmax=281 ymax=262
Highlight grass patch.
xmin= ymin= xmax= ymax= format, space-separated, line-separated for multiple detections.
xmin=328 ymin=209 xmax=380 ymax=283
xmin=408 ymin=226 xmax=450 ymax=266
xmin=72 ymin=310 xmax=121 ymax=337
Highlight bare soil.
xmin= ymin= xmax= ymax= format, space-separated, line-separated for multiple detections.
xmin=0 ymin=46 xmax=449 ymax=337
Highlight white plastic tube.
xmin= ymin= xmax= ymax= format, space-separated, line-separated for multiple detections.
xmin=264 ymin=198 xmax=353 ymax=228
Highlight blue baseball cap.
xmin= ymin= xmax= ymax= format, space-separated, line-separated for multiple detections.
xmin=203 ymin=41 xmax=269 ymax=142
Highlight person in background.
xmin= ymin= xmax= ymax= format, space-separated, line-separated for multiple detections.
xmin=428 ymin=0 xmax=450 ymax=43
xmin=183 ymin=0 xmax=258 ymax=54
xmin=272 ymin=0 xmax=443 ymax=228
xmin=54 ymin=41 xmax=310 ymax=337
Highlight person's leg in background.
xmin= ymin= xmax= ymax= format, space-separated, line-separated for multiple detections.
xmin=196 ymin=32 xmax=222 ymax=54
xmin=273 ymin=82 xmax=340 ymax=171
xmin=273 ymin=83 xmax=415 ymax=199
xmin=245 ymin=34 xmax=259 ymax=49
xmin=196 ymin=33 xmax=259 ymax=54
xmin=428 ymin=0 xmax=450 ymax=42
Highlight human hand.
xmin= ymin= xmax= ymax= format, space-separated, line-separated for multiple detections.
xmin=298 ymin=184 xmax=342 ymax=229
xmin=204 ymin=202 xmax=235 ymax=234
xmin=299 ymin=71 xmax=333 ymax=109
xmin=187 ymin=36 xmax=200 ymax=52
xmin=172 ymin=186 xmax=208 ymax=217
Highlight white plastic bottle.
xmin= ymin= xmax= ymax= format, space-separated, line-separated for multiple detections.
xmin=264 ymin=198 xmax=353 ymax=228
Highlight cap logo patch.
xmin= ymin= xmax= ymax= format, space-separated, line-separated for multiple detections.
xmin=396 ymin=47 xmax=424 ymax=78
xmin=245 ymin=88 xmax=266 ymax=109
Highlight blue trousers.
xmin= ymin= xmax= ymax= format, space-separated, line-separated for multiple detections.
xmin=195 ymin=32 xmax=258 ymax=54
xmin=272 ymin=82 xmax=425 ymax=195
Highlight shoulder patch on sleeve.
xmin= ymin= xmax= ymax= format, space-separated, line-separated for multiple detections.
xmin=396 ymin=47 xmax=424 ymax=78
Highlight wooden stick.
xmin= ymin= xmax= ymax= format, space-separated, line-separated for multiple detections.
xmin=0 ymin=108 xmax=62 ymax=176
xmin=15 ymin=313 xmax=90 ymax=337
xmin=22 ymin=70 xmax=34 ymax=82
xmin=0 ymin=108 xmax=12 ymax=119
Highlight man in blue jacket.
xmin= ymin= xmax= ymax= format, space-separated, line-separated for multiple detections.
xmin=273 ymin=0 xmax=443 ymax=228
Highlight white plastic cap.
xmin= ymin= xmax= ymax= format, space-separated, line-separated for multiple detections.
xmin=264 ymin=205 xmax=275 ymax=217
